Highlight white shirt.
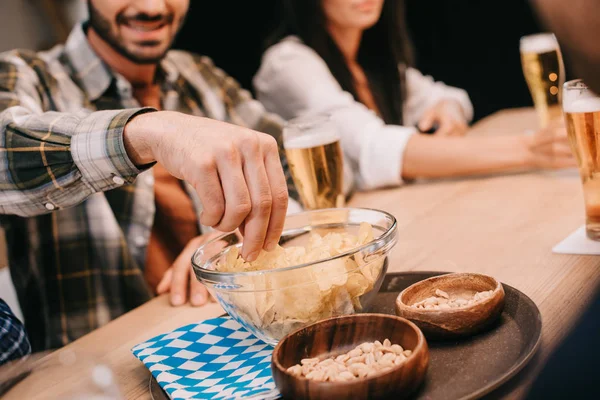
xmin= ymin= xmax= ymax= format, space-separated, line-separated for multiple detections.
xmin=253 ymin=36 xmax=474 ymax=191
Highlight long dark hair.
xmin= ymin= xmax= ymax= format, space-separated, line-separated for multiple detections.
xmin=269 ymin=0 xmax=412 ymax=125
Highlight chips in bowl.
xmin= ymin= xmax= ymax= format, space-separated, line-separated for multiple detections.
xmin=214 ymin=223 xmax=385 ymax=341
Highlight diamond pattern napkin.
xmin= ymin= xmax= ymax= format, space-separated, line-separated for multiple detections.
xmin=132 ymin=317 xmax=280 ymax=400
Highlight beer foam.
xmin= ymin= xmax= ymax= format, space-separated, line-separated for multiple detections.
xmin=564 ymin=98 xmax=600 ymax=113
xmin=285 ymin=132 xmax=339 ymax=149
xmin=520 ymin=33 xmax=558 ymax=54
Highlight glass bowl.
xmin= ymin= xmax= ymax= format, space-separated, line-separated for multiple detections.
xmin=192 ymin=208 xmax=397 ymax=345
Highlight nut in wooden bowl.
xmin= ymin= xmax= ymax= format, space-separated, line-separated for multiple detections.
xmin=395 ymin=273 xmax=505 ymax=339
xmin=271 ymin=314 xmax=429 ymax=400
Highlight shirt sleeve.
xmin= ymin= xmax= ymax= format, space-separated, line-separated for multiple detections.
xmin=253 ymin=38 xmax=416 ymax=190
xmin=0 ymin=51 xmax=154 ymax=217
xmin=0 ymin=298 xmax=31 ymax=365
xmin=403 ymin=67 xmax=474 ymax=126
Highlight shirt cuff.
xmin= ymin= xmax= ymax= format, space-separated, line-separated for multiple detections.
xmin=356 ymin=125 xmax=417 ymax=190
xmin=71 ymin=108 xmax=156 ymax=192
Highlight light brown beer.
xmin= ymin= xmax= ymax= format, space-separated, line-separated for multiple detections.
xmin=521 ymin=34 xmax=564 ymax=127
xmin=285 ymin=136 xmax=344 ymax=210
xmin=564 ymin=98 xmax=600 ymax=239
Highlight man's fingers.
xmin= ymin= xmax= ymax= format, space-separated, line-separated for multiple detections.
xmin=213 ymin=147 xmax=252 ymax=233
xmin=240 ymin=141 xmax=272 ymax=261
xmin=157 ymin=268 xmax=172 ymax=295
xmin=189 ymin=265 xmax=209 ymax=306
xmin=262 ymin=140 xmax=288 ymax=252
xmin=194 ymin=158 xmax=226 ymax=227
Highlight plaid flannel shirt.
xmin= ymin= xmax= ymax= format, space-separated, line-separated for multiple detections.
xmin=0 ymin=24 xmax=296 ymax=351
xmin=0 ymin=299 xmax=31 ymax=365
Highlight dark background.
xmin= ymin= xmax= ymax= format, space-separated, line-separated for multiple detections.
xmin=174 ymin=0 xmax=564 ymax=122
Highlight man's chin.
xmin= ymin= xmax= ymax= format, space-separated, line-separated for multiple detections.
xmin=123 ymin=46 xmax=170 ymax=64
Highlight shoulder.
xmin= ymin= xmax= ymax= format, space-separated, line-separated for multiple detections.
xmin=165 ymin=49 xmax=209 ymax=70
xmin=255 ymin=36 xmax=334 ymax=89
xmin=0 ymin=48 xmax=49 ymax=71
xmin=0 ymin=47 xmax=61 ymax=90
xmin=261 ymin=36 xmax=325 ymax=68
xmin=165 ymin=49 xmax=233 ymax=84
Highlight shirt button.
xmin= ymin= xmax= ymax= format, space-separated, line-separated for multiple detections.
xmin=134 ymin=235 xmax=146 ymax=247
xmin=112 ymin=176 xmax=125 ymax=185
xmin=45 ymin=202 xmax=55 ymax=211
xmin=145 ymin=175 xmax=154 ymax=185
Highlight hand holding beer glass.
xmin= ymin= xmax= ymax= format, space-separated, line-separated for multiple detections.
xmin=520 ymin=33 xmax=565 ymax=128
xmin=563 ymin=80 xmax=600 ymax=240
xmin=283 ymin=115 xmax=345 ymax=209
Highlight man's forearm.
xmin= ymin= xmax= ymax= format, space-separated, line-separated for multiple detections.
xmin=0 ymin=106 xmax=152 ymax=216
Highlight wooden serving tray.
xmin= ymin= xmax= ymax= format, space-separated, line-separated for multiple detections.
xmin=150 ymin=271 xmax=542 ymax=400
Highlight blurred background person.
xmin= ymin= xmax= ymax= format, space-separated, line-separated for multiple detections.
xmin=252 ymin=0 xmax=574 ymax=192
xmin=0 ymin=299 xmax=30 ymax=365
xmin=524 ymin=1 xmax=600 ymax=397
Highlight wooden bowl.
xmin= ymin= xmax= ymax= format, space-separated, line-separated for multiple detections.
xmin=395 ymin=273 xmax=505 ymax=339
xmin=271 ymin=314 xmax=429 ymax=400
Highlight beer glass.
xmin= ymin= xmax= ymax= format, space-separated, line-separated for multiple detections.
xmin=520 ymin=33 xmax=565 ymax=128
xmin=563 ymin=79 xmax=600 ymax=240
xmin=283 ymin=115 xmax=344 ymax=209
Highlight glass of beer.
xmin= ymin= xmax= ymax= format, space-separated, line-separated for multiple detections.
xmin=283 ymin=115 xmax=344 ymax=209
xmin=520 ymin=33 xmax=565 ymax=128
xmin=563 ymin=79 xmax=600 ymax=240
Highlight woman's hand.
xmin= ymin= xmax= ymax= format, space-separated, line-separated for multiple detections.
xmin=418 ymin=100 xmax=469 ymax=136
xmin=524 ymin=119 xmax=577 ymax=169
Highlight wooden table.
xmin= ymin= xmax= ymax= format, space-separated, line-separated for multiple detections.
xmin=5 ymin=108 xmax=600 ymax=399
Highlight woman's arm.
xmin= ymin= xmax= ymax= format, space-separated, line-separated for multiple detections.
xmin=402 ymin=122 xmax=575 ymax=179
xmin=254 ymin=38 xmax=575 ymax=187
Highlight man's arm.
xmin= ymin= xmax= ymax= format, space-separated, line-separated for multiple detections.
xmin=0 ymin=51 xmax=288 ymax=259
xmin=0 ymin=50 xmax=155 ymax=217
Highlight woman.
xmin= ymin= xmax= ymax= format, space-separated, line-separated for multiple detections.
xmin=254 ymin=0 xmax=574 ymax=190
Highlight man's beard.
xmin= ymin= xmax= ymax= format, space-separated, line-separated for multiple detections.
xmin=87 ymin=0 xmax=181 ymax=64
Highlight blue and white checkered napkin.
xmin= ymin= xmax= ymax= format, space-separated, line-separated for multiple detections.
xmin=132 ymin=316 xmax=280 ymax=400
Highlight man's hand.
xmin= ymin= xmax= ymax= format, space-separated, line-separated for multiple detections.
xmin=124 ymin=111 xmax=288 ymax=261
xmin=418 ymin=100 xmax=469 ymax=136
xmin=156 ymin=234 xmax=221 ymax=306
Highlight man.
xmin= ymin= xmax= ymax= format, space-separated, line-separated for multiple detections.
xmin=0 ymin=0 xmax=298 ymax=351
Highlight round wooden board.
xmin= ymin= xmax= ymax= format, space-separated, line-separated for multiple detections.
xmin=150 ymin=271 xmax=542 ymax=400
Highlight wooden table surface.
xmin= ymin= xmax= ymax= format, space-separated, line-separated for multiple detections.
xmin=5 ymin=108 xmax=600 ymax=399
